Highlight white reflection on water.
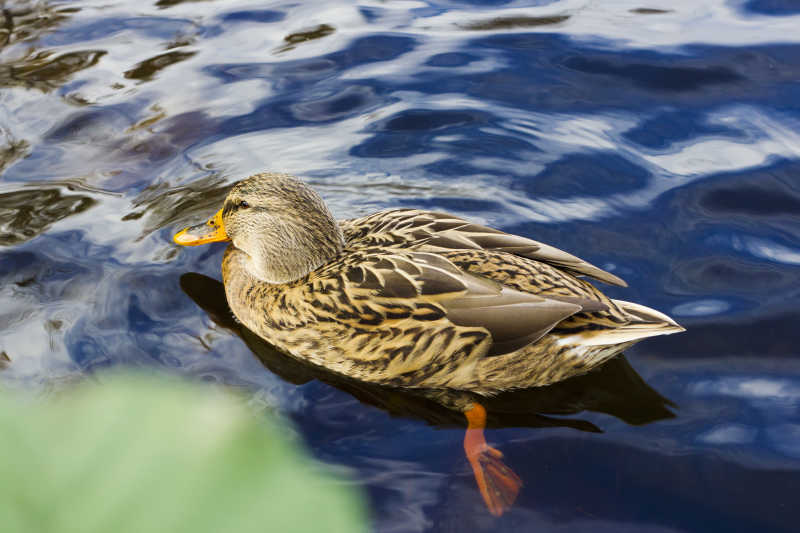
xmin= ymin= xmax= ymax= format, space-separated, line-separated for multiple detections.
xmin=698 ymin=424 xmax=757 ymax=445
xmin=671 ymin=299 xmax=731 ymax=317
xmin=732 ymin=236 xmax=800 ymax=266
xmin=690 ymin=376 xmax=800 ymax=400
xmin=687 ymin=375 xmax=800 ymax=458
xmin=642 ymin=139 xmax=782 ymax=177
xmin=355 ymin=456 xmax=444 ymax=533
xmin=641 ymin=110 xmax=800 ymax=177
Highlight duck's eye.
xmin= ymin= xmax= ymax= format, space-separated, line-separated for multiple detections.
xmin=238 ymin=200 xmax=250 ymax=209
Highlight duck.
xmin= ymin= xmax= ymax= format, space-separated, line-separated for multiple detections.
xmin=174 ymin=171 xmax=684 ymax=516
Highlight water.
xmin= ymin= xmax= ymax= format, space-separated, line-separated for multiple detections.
xmin=2 ymin=0 xmax=799 ymax=530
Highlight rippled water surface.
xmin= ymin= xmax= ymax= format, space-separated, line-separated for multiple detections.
xmin=2 ymin=0 xmax=800 ymax=531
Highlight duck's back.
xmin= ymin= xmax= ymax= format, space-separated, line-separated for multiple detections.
xmin=340 ymin=209 xmax=627 ymax=286
xmin=337 ymin=209 xmax=683 ymax=391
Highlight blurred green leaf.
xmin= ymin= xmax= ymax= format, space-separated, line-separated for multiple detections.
xmin=0 ymin=375 xmax=367 ymax=533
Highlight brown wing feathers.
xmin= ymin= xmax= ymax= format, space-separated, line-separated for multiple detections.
xmin=341 ymin=209 xmax=627 ymax=287
xmin=444 ymin=286 xmax=581 ymax=356
xmin=342 ymin=251 xmax=585 ymax=358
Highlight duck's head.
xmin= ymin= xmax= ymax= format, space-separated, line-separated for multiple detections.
xmin=174 ymin=172 xmax=344 ymax=284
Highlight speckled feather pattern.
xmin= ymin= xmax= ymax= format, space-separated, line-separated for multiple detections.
xmin=221 ymin=206 xmax=681 ymax=395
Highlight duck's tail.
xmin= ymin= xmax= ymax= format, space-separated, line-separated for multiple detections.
xmin=472 ymin=300 xmax=684 ymax=391
xmin=574 ymin=299 xmax=684 ymax=347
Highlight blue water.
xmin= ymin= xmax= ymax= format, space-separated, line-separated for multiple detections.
xmin=2 ymin=1 xmax=800 ymax=531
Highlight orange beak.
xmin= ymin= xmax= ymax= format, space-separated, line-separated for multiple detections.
xmin=173 ymin=208 xmax=230 ymax=246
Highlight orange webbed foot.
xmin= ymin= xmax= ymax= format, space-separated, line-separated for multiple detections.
xmin=463 ymin=403 xmax=522 ymax=516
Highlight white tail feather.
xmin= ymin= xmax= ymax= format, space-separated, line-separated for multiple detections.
xmin=613 ymin=299 xmax=683 ymax=328
xmin=560 ymin=300 xmax=684 ymax=347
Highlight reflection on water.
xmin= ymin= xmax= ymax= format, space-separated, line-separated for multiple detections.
xmin=629 ymin=8 xmax=672 ymax=15
xmin=459 ymin=15 xmax=570 ymax=31
xmin=154 ymin=0 xmax=211 ymax=9
xmin=0 ymin=2 xmax=78 ymax=48
xmin=563 ymin=56 xmax=744 ymax=92
xmin=277 ymin=24 xmax=336 ymax=54
xmin=0 ymin=133 xmax=28 ymax=174
xmin=0 ymin=186 xmax=96 ymax=245
xmin=126 ymin=175 xmax=231 ymax=238
xmin=0 ymin=49 xmax=106 ymax=92
xmin=0 ymin=3 xmax=101 ymax=92
xmin=124 ymin=50 xmax=197 ymax=83
xmin=0 ymin=0 xmax=799 ymax=530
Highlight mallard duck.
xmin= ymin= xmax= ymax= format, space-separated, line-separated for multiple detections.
xmin=174 ymin=172 xmax=684 ymax=516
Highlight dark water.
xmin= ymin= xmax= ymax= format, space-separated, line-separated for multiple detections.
xmin=2 ymin=0 xmax=800 ymax=531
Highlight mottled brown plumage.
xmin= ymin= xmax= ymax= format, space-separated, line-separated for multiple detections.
xmin=174 ymin=172 xmax=684 ymax=516
xmin=177 ymin=172 xmax=683 ymax=395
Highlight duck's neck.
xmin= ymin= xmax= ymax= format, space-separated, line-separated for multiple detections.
xmin=236 ymin=222 xmax=344 ymax=285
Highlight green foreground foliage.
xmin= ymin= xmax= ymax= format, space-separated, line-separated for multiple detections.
xmin=0 ymin=375 xmax=367 ymax=533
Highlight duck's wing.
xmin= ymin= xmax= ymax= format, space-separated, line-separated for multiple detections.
xmin=312 ymin=250 xmax=592 ymax=358
xmin=440 ymin=248 xmax=684 ymax=343
xmin=340 ymin=209 xmax=626 ymax=287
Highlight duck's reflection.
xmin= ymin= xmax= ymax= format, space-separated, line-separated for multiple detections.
xmin=180 ymin=272 xmax=675 ymax=516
